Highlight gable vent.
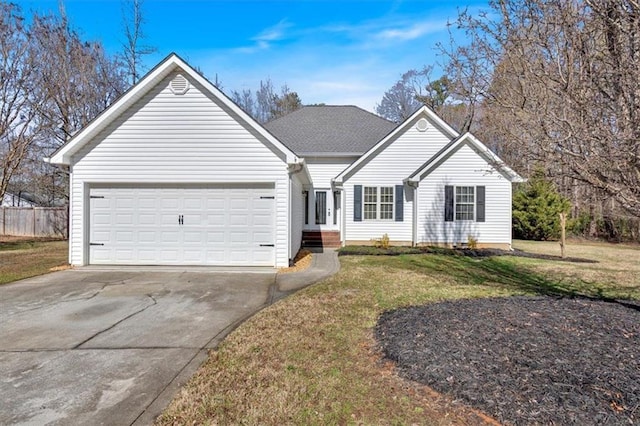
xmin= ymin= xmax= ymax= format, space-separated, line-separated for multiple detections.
xmin=416 ymin=118 xmax=429 ymax=132
xmin=170 ymin=74 xmax=190 ymax=95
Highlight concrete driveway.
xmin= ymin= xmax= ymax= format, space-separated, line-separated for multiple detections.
xmin=0 ymin=268 xmax=277 ymax=425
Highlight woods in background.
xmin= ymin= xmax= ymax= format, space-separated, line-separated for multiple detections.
xmin=0 ymin=2 xmax=127 ymax=207
xmin=377 ymin=0 xmax=640 ymax=242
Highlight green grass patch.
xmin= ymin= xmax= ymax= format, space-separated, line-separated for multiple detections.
xmin=0 ymin=239 xmax=68 ymax=285
xmin=158 ymin=241 xmax=639 ymax=425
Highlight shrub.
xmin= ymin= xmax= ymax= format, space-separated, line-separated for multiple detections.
xmin=513 ymin=170 xmax=571 ymax=240
xmin=372 ymin=233 xmax=391 ymax=249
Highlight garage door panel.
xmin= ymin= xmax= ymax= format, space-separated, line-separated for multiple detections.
xmin=138 ymin=231 xmax=156 ymax=243
xmin=90 ymin=186 xmax=275 ymax=266
xmin=92 ymin=214 xmax=111 ymax=225
xmin=207 ymin=213 xmax=225 ymax=226
xmin=183 ymin=231 xmax=204 ymax=243
xmin=115 ymin=214 xmax=134 ymax=225
xmin=115 ymin=231 xmax=134 ymax=243
xmin=160 ymin=231 xmax=179 ymax=243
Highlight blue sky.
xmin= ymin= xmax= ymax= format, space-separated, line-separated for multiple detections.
xmin=16 ymin=0 xmax=488 ymax=112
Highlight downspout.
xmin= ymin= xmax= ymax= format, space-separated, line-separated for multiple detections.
xmin=332 ymin=179 xmax=345 ymax=247
xmin=287 ymin=160 xmax=307 ymax=264
xmin=404 ymin=179 xmax=419 ymax=246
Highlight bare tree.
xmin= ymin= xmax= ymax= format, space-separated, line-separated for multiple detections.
xmin=121 ymin=0 xmax=155 ymax=85
xmin=0 ymin=2 xmax=126 ymax=206
xmin=271 ymin=85 xmax=302 ymax=120
xmin=0 ymin=2 xmax=42 ymax=202
xmin=376 ymin=69 xmax=429 ymax=123
xmin=231 ymin=80 xmax=302 ymax=123
xmin=445 ymin=0 xmax=640 ymax=218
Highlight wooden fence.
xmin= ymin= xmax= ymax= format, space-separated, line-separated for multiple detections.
xmin=1 ymin=207 xmax=68 ymax=238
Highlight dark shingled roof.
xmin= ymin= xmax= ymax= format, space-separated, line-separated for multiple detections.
xmin=264 ymin=105 xmax=397 ymax=155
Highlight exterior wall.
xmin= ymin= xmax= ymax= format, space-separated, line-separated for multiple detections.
xmin=344 ymin=113 xmax=452 ymax=243
xmin=289 ymin=173 xmax=304 ymax=259
xmin=69 ymin=69 xmax=291 ymax=267
xmin=417 ymin=143 xmax=513 ymax=246
xmin=305 ymin=156 xmax=357 ymax=188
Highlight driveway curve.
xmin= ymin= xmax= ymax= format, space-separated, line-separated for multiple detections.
xmin=0 ymin=268 xmax=276 ymax=425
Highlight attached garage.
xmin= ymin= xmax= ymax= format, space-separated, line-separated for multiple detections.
xmin=48 ymin=54 xmax=309 ymax=268
xmin=89 ymin=186 xmax=275 ymax=266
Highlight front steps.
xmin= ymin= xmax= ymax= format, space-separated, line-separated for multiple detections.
xmin=302 ymin=230 xmax=341 ymax=248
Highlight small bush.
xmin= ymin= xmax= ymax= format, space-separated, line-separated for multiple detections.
xmin=372 ymin=233 xmax=391 ymax=249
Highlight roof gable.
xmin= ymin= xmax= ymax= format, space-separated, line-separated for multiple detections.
xmin=49 ymin=53 xmax=300 ymax=165
xmin=406 ymin=132 xmax=524 ymax=183
xmin=333 ymin=106 xmax=459 ymax=184
xmin=264 ymin=105 xmax=396 ymax=156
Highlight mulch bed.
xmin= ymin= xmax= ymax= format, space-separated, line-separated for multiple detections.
xmin=339 ymin=246 xmax=597 ymax=263
xmin=375 ymin=296 xmax=640 ymax=425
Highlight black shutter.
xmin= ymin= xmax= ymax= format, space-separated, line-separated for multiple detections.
xmin=444 ymin=185 xmax=454 ymax=222
xmin=476 ymin=186 xmax=485 ymax=222
xmin=395 ymin=185 xmax=404 ymax=221
xmin=354 ymin=185 xmax=362 ymax=222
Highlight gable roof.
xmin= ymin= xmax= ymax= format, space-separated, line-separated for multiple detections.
xmin=405 ymin=132 xmax=524 ymax=183
xmin=333 ymin=105 xmax=460 ymax=184
xmin=48 ymin=53 xmax=301 ymax=165
xmin=263 ymin=105 xmax=396 ymax=156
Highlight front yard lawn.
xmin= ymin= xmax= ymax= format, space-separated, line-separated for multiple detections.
xmin=0 ymin=237 xmax=69 ymax=285
xmin=157 ymin=240 xmax=640 ymax=425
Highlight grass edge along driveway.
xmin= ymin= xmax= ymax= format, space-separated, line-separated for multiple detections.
xmin=0 ymin=238 xmax=68 ymax=285
xmin=157 ymin=240 xmax=640 ymax=425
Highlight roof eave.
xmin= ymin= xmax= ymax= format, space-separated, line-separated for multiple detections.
xmin=334 ymin=106 xmax=460 ymax=183
xmin=49 ymin=53 xmax=300 ymax=166
xmin=407 ymin=132 xmax=524 ymax=183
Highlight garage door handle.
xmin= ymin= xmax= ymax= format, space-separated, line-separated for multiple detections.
xmin=90 ymin=243 xmax=104 ymax=246
xmin=259 ymin=244 xmax=274 ymax=247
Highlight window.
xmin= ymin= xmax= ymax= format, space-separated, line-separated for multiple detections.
xmin=363 ymin=186 xmax=394 ymax=220
xmin=303 ymin=191 xmax=309 ymax=225
xmin=380 ymin=187 xmax=394 ymax=219
xmin=455 ymin=186 xmax=475 ymax=221
xmin=364 ymin=187 xmax=377 ymax=220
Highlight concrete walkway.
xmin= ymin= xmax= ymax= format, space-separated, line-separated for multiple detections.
xmin=0 ymin=249 xmax=339 ymax=426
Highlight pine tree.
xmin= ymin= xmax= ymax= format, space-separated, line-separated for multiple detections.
xmin=513 ymin=170 xmax=571 ymax=240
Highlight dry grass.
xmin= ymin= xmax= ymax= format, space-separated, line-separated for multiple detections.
xmin=157 ymin=241 xmax=640 ymax=425
xmin=513 ymin=239 xmax=640 ymax=295
xmin=0 ymin=237 xmax=68 ymax=285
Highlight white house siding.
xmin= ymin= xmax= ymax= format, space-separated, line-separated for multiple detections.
xmin=344 ymin=113 xmax=453 ymax=243
xmin=417 ymin=143 xmax=513 ymax=246
xmin=69 ymin=69 xmax=291 ymax=267
xmin=289 ymin=174 xmax=304 ymax=259
xmin=305 ymin=156 xmax=357 ymax=188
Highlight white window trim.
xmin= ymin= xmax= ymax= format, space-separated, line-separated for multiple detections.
xmin=363 ymin=186 xmax=394 ymax=221
xmin=455 ymin=186 xmax=475 ymax=221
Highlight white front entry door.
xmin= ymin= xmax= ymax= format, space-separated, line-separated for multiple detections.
xmin=89 ymin=186 xmax=275 ymax=266
xmin=308 ymin=189 xmax=339 ymax=230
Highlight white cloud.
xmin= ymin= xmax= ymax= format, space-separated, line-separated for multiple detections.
xmin=376 ymin=19 xmax=448 ymax=41
xmin=254 ymin=19 xmax=291 ymax=43
xmin=193 ymin=11 xmax=458 ymax=111
xmin=235 ymin=19 xmax=292 ymax=53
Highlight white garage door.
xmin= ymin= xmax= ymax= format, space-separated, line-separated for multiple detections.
xmin=89 ymin=186 xmax=275 ymax=266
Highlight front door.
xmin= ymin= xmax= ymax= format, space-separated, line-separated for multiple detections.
xmin=308 ymin=189 xmax=339 ymax=230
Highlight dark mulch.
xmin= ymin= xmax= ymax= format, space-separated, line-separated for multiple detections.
xmin=375 ymin=296 xmax=640 ymax=425
xmin=339 ymin=245 xmax=597 ymax=263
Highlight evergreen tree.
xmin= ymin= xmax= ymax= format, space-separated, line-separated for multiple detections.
xmin=513 ymin=170 xmax=571 ymax=240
